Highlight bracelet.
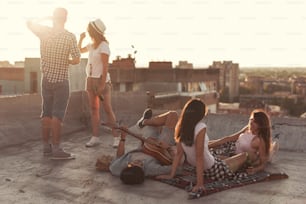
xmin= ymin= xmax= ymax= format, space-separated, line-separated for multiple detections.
xmin=120 ymin=139 xmax=125 ymax=142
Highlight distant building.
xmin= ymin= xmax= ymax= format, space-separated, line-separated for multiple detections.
xmin=245 ymin=76 xmax=264 ymax=94
xmin=0 ymin=60 xmax=23 ymax=68
xmin=108 ymin=58 xmax=220 ymax=111
xmin=218 ymin=101 xmax=283 ymax=116
xmin=3 ymin=57 xmax=220 ymax=112
xmin=0 ymin=61 xmax=13 ymax=67
xmin=110 ymin=55 xmax=135 ymax=69
xmin=292 ymin=76 xmax=306 ymax=96
xmin=23 ymin=57 xmax=87 ymax=94
xmin=0 ymin=67 xmax=24 ymax=95
xmin=14 ymin=61 xmax=24 ymax=67
xmin=209 ymin=61 xmax=239 ymax=102
xmin=148 ymin=61 xmax=172 ymax=69
xmin=239 ymin=98 xmax=266 ymax=111
xmin=175 ymin=61 xmax=193 ymax=69
xmin=240 ymin=94 xmax=288 ymax=116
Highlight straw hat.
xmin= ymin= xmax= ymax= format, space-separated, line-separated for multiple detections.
xmin=90 ymin=19 xmax=106 ymax=35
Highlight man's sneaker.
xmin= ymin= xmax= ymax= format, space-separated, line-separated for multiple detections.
xmin=85 ymin=136 xmax=100 ymax=147
xmin=43 ymin=144 xmax=52 ymax=156
xmin=50 ymin=148 xmax=75 ymax=160
xmin=112 ymin=137 xmax=120 ymax=148
xmin=137 ymin=108 xmax=153 ymax=128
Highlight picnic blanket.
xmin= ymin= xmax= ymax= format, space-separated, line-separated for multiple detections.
xmin=154 ymin=164 xmax=288 ymax=199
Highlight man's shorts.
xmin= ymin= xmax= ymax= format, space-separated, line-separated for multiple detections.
xmin=41 ymin=77 xmax=70 ymax=121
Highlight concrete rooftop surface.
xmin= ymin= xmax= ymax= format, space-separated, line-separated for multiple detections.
xmin=1 ymin=92 xmax=306 ymax=204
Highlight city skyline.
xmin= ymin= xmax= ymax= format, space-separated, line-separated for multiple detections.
xmin=1 ymin=0 xmax=306 ymax=67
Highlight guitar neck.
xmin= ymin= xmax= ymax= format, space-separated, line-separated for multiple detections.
xmin=116 ymin=127 xmax=172 ymax=165
xmin=116 ymin=127 xmax=145 ymax=143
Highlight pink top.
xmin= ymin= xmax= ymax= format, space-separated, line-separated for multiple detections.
xmin=235 ymin=132 xmax=256 ymax=154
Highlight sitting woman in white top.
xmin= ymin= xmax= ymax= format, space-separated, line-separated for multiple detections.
xmin=157 ymin=98 xmax=251 ymax=194
xmin=209 ymin=109 xmax=278 ymax=174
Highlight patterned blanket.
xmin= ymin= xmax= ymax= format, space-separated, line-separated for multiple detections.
xmin=154 ymin=164 xmax=288 ymax=199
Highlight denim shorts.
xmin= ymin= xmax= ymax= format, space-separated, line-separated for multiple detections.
xmin=41 ymin=77 xmax=70 ymax=121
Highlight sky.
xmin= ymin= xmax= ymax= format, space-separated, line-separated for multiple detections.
xmin=1 ymin=0 xmax=306 ymax=68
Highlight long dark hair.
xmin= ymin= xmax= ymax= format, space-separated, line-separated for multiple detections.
xmin=87 ymin=23 xmax=108 ymax=49
xmin=175 ymin=98 xmax=206 ymax=146
xmin=251 ymin=109 xmax=271 ymax=155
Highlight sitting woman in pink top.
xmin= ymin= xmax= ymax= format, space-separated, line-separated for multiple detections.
xmin=209 ymin=109 xmax=278 ymax=174
xmin=157 ymin=98 xmax=252 ymax=194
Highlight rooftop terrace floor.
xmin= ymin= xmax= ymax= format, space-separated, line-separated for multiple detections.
xmin=1 ymin=126 xmax=305 ymax=204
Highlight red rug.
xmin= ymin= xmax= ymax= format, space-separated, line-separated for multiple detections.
xmin=154 ymin=164 xmax=288 ymax=199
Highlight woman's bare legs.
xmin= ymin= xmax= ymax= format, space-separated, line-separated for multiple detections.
xmin=223 ymin=152 xmax=248 ymax=173
xmin=141 ymin=110 xmax=179 ymax=158
xmin=85 ymin=91 xmax=101 ymax=147
xmin=101 ymin=84 xmax=119 ymax=147
xmin=142 ymin=111 xmax=178 ymax=129
xmin=88 ymin=91 xmax=100 ymax=137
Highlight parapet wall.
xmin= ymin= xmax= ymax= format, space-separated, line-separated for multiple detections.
xmin=1 ymin=92 xmax=305 ymax=152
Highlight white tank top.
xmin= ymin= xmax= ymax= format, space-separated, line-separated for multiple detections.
xmin=181 ymin=122 xmax=215 ymax=170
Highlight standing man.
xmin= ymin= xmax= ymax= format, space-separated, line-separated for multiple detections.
xmin=27 ymin=8 xmax=81 ymax=160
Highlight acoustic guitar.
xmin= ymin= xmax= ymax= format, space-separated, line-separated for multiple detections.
xmin=115 ymin=127 xmax=173 ymax=165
